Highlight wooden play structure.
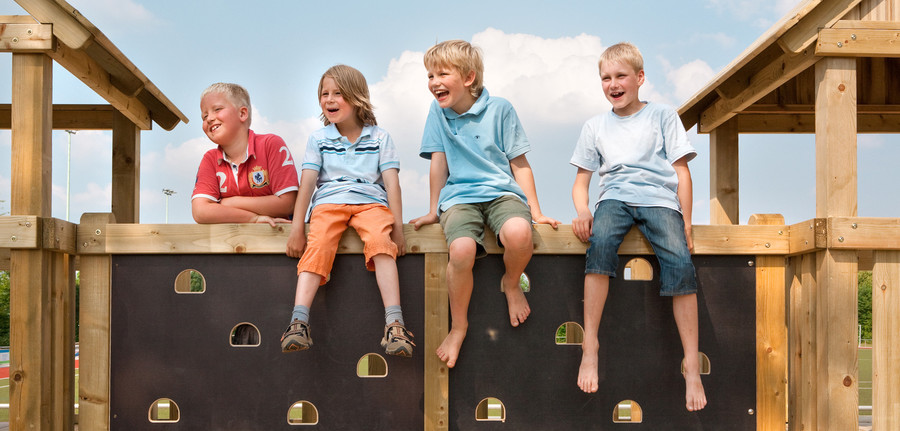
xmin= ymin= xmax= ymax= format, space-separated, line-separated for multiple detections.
xmin=1 ymin=0 xmax=899 ymax=429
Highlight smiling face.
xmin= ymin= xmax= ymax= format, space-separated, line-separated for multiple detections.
xmin=427 ymin=65 xmax=477 ymax=115
xmin=200 ymin=92 xmax=248 ymax=146
xmin=319 ymin=76 xmax=359 ymax=129
xmin=600 ymin=60 xmax=645 ymax=117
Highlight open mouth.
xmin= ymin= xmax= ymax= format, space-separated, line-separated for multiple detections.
xmin=433 ymin=89 xmax=449 ymax=99
xmin=610 ymin=91 xmax=624 ymax=99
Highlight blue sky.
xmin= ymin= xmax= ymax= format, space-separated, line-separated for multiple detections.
xmin=1 ymin=0 xmax=898 ymax=225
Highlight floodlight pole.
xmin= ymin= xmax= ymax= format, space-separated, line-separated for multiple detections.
xmin=65 ymin=130 xmax=76 ymax=221
xmin=162 ymin=189 xmax=176 ymax=223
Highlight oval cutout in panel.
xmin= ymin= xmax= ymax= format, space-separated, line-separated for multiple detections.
xmin=229 ymin=322 xmax=260 ymax=347
xmin=287 ymin=400 xmax=319 ymax=425
xmin=623 ymin=258 xmax=653 ymax=281
xmin=475 ymin=397 xmax=506 ymax=422
xmin=148 ymin=398 xmax=180 ymax=423
xmin=612 ymin=399 xmax=643 ymax=423
xmin=174 ymin=269 xmax=206 ymax=294
xmin=555 ymin=321 xmax=585 ymax=345
xmin=357 ymin=353 xmax=388 ymax=378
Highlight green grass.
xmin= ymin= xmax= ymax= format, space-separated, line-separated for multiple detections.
xmin=0 ymin=370 xmax=80 ymax=422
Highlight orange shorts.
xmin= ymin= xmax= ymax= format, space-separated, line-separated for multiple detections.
xmin=297 ymin=203 xmax=398 ymax=285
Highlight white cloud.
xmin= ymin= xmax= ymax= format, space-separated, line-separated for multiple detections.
xmin=71 ymin=0 xmax=160 ymax=31
xmin=706 ymin=0 xmax=803 ymax=27
xmin=665 ymin=59 xmax=716 ymax=104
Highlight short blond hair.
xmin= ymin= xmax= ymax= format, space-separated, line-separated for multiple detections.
xmin=201 ymin=83 xmax=252 ymax=126
xmin=598 ymin=42 xmax=644 ymax=75
xmin=424 ymin=40 xmax=484 ymax=99
xmin=318 ymin=64 xmax=377 ymax=127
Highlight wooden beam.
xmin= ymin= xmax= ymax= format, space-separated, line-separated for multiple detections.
xmin=0 ymin=216 xmax=40 ymax=249
xmin=699 ymin=48 xmax=820 ymax=133
xmin=78 ymin=213 xmax=115 ymax=431
xmin=735 ymin=113 xmax=900 ymax=133
xmin=424 ymin=253 xmax=449 ymax=431
xmin=826 ymin=217 xmax=900 ymax=249
xmin=0 ymin=104 xmax=116 ymax=130
xmin=872 ymin=250 xmax=900 ymax=430
xmin=709 ymin=118 xmax=739 ymax=225
xmin=814 ymin=56 xmax=859 ymax=430
xmin=0 ymin=22 xmax=52 ymax=52
xmin=0 ymin=15 xmax=39 ymax=24
xmin=817 ymin=28 xmax=900 ymax=57
xmin=48 ymin=42 xmax=152 ymax=130
xmin=750 ymin=214 xmax=788 ymax=431
xmin=787 ymin=253 xmax=818 ymax=431
xmin=13 ymin=0 xmax=93 ymax=49
xmin=788 ymin=219 xmax=826 ymax=256
xmin=111 ymin=111 xmax=140 ymax=223
xmin=780 ymin=0 xmax=863 ymax=53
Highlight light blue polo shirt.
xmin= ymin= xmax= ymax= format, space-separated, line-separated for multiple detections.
xmin=570 ymin=102 xmax=696 ymax=212
xmin=419 ymin=88 xmax=529 ymax=213
xmin=302 ymin=124 xmax=399 ymax=209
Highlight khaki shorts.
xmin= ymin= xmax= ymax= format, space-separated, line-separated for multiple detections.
xmin=439 ymin=195 xmax=532 ymax=258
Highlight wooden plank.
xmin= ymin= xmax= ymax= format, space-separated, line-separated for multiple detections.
xmin=48 ymin=42 xmax=152 ymax=130
xmin=11 ymin=53 xmax=52 ymax=216
xmin=0 ymin=15 xmax=39 ymax=24
xmin=815 ymin=57 xmax=858 ymax=219
xmin=735 ymin=113 xmax=900 ymax=133
xmin=0 ymin=248 xmax=8 ymax=271
xmin=41 ymin=217 xmax=76 ymax=254
xmin=780 ymin=0 xmax=863 ymax=53
xmin=833 ymin=19 xmax=900 ymax=28
xmin=0 ymin=22 xmax=53 ymax=52
xmin=424 ymin=253 xmax=449 ymax=431
xmin=87 ymin=223 xmax=791 ymax=255
xmin=817 ymin=28 xmax=900 ymax=56
xmin=78 ymin=213 xmax=115 ymax=431
xmin=699 ymin=48 xmax=820 ymax=133
xmin=111 ymin=111 xmax=140 ymax=223
xmin=0 ymin=104 xmax=116 ymax=130
xmin=872 ymin=250 xmax=900 ymax=430
xmin=13 ymin=0 xmax=92 ymax=49
xmin=49 ymin=248 xmax=75 ymax=430
xmin=788 ymin=253 xmax=818 ymax=431
xmin=0 ymin=216 xmax=40 ymax=248
xmin=827 ymin=217 xmax=900 ymax=249
xmin=788 ymin=219 xmax=824 ymax=255
xmin=709 ymin=118 xmax=739 ymax=225
xmin=750 ymin=215 xmax=788 ymax=431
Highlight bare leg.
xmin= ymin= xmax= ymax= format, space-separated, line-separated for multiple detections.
xmin=578 ymin=273 xmax=609 ymax=393
xmin=294 ymin=271 xmax=323 ymax=308
xmin=497 ymin=217 xmax=533 ymax=327
xmin=436 ymin=238 xmax=477 ymax=368
xmin=372 ymin=254 xmax=401 ymax=308
xmin=673 ymin=293 xmax=707 ymax=411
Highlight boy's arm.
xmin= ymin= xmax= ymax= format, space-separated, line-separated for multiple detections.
xmin=382 ymin=168 xmax=406 ymax=256
xmin=285 ymin=169 xmax=318 ymax=258
xmin=219 ymin=193 xmax=297 ymax=219
xmin=411 ymin=152 xmax=448 ymax=230
xmin=673 ymin=156 xmax=694 ymax=252
xmin=509 ymin=154 xmax=559 ymax=228
xmin=192 ymin=198 xmax=267 ymax=224
xmin=572 ymin=168 xmax=595 ymax=243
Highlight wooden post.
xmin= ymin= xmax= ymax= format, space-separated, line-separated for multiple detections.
xmin=9 ymin=52 xmax=75 ymax=430
xmin=78 ymin=213 xmax=116 ymax=431
xmin=814 ymin=56 xmax=859 ymax=430
xmin=424 ymin=253 xmax=449 ymax=431
xmin=710 ymin=117 xmax=739 ymax=225
xmin=788 ymin=252 xmax=818 ymax=431
xmin=749 ymin=214 xmax=787 ymax=430
xmin=872 ymin=250 xmax=900 ymax=430
xmin=111 ymin=111 xmax=140 ymax=223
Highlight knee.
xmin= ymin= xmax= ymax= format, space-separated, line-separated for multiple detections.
xmin=448 ymin=239 xmax=477 ymax=271
xmin=499 ymin=218 xmax=532 ymax=251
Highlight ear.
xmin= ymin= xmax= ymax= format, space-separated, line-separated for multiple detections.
xmin=637 ymin=69 xmax=645 ymax=86
xmin=238 ymin=106 xmax=249 ymax=123
xmin=463 ymin=70 xmax=477 ymax=87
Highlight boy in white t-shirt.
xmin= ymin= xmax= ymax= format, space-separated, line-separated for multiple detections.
xmin=570 ymin=42 xmax=707 ymax=412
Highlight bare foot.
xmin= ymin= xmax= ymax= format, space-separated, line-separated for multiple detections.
xmin=436 ymin=328 xmax=466 ymax=368
xmin=577 ymin=342 xmax=600 ymax=393
xmin=502 ymin=275 xmax=531 ymax=327
xmin=684 ymin=372 xmax=707 ymax=411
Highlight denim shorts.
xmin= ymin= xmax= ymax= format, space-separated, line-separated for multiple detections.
xmin=439 ymin=195 xmax=532 ymax=258
xmin=586 ymin=199 xmax=697 ymax=296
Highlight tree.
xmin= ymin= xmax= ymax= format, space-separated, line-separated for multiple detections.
xmin=858 ymin=271 xmax=873 ymax=342
xmin=0 ymin=271 xmax=9 ymax=346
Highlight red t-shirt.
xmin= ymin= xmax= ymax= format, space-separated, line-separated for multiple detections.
xmin=191 ymin=130 xmax=299 ymax=202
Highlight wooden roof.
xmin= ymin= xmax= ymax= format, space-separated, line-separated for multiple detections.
xmin=2 ymin=0 xmax=188 ymax=131
xmin=678 ymin=0 xmax=900 ymax=134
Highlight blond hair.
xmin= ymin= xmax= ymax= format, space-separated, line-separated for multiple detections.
xmin=318 ymin=65 xmax=377 ymax=126
xmin=598 ymin=42 xmax=644 ymax=75
xmin=201 ymin=83 xmax=252 ymax=126
xmin=424 ymin=40 xmax=484 ymax=99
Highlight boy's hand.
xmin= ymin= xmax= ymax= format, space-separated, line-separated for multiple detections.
xmin=252 ymin=215 xmax=279 ymax=227
xmin=684 ymin=223 xmax=694 ymax=253
xmin=285 ymin=227 xmax=308 ymax=258
xmin=411 ymin=212 xmax=439 ymax=230
xmin=391 ymin=228 xmax=407 ymax=257
xmin=572 ymin=210 xmax=594 ymax=243
xmin=533 ymin=213 xmax=560 ymax=229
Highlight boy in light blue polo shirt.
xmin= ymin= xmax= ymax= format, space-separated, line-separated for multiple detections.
xmin=570 ymin=42 xmax=706 ymax=412
xmin=412 ymin=40 xmax=559 ymax=369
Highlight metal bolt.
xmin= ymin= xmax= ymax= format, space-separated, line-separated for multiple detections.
xmin=95 ymin=229 xmax=101 ymax=235
xmin=837 ymin=42 xmax=843 ymax=48
xmin=82 ymin=242 xmax=88 ymax=248
xmin=11 ymin=37 xmax=18 ymax=43
xmin=748 ymin=261 xmax=755 ymax=267
xmin=10 ymin=236 xmax=16 ymax=242
xmin=851 ymin=34 xmax=857 ymax=41
xmin=778 ymin=230 xmax=783 ymax=235
xmin=851 ymin=223 xmax=858 ymax=229
xmin=26 ymin=28 xmax=33 ymax=36
xmin=765 ymin=243 xmax=771 ymax=248
xmin=25 ymin=222 xmax=31 ymax=227
xmin=838 ymin=236 xmax=845 ymax=242
xmin=748 ymin=409 xmax=755 ymax=415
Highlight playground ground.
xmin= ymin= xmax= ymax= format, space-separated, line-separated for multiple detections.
xmin=0 ymin=348 xmax=876 ymax=429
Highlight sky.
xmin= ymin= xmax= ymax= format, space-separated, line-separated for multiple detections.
xmin=0 ymin=0 xmax=898 ymax=225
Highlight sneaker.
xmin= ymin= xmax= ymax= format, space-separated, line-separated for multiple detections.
xmin=381 ymin=320 xmax=415 ymax=357
xmin=281 ymin=320 xmax=312 ymax=352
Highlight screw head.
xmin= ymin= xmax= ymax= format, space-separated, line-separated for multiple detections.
xmin=95 ymin=229 xmax=101 ymax=235
xmin=851 ymin=223 xmax=858 ymax=229
xmin=837 ymin=41 xmax=843 ymax=48
xmin=748 ymin=260 xmax=755 ymax=267
xmin=838 ymin=236 xmax=845 ymax=242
